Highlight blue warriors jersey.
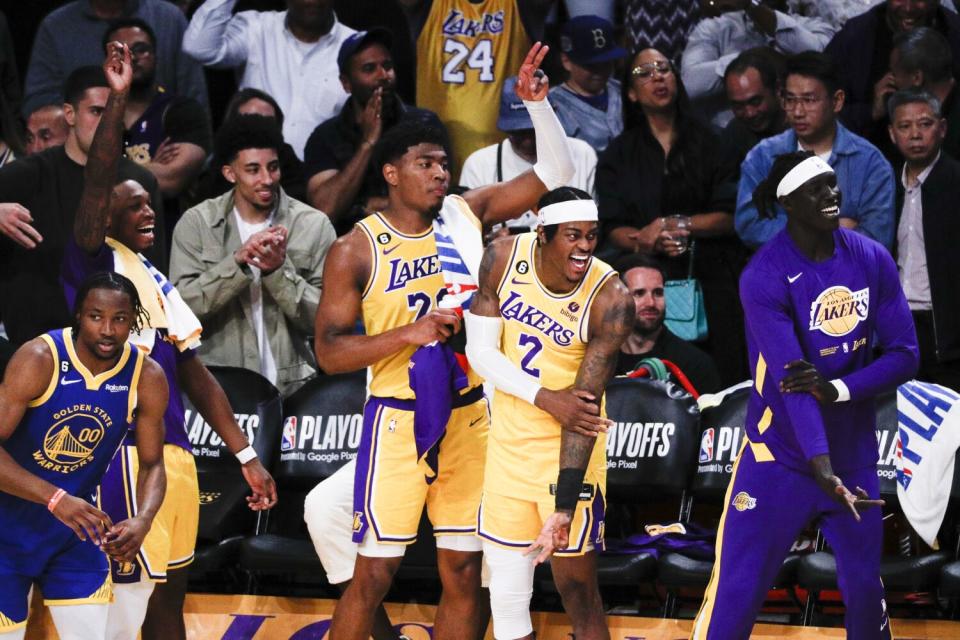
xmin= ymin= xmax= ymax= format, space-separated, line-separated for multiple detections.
xmin=0 ymin=328 xmax=143 ymax=541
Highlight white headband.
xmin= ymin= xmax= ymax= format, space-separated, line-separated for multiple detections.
xmin=776 ymin=156 xmax=834 ymax=198
xmin=537 ymin=200 xmax=599 ymax=227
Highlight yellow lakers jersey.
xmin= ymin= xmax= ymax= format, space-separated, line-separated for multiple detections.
xmin=357 ymin=198 xmax=482 ymax=399
xmin=485 ymin=232 xmax=616 ymax=499
xmin=415 ymin=0 xmax=531 ymax=180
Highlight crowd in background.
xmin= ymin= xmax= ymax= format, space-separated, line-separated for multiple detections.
xmin=1 ymin=0 xmax=959 ymax=398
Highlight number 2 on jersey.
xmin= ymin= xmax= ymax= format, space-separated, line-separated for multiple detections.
xmin=442 ymin=38 xmax=495 ymax=83
xmin=518 ymin=334 xmax=542 ymax=378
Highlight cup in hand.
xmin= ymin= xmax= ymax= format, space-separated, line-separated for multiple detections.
xmin=663 ymin=214 xmax=691 ymax=254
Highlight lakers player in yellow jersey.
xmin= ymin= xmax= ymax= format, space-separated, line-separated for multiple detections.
xmin=400 ymin=0 xmax=553 ymax=179
xmin=314 ymin=43 xmax=574 ymax=640
xmin=465 ymin=188 xmax=633 ymax=640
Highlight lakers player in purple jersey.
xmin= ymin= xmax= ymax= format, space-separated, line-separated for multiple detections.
xmin=0 ymin=272 xmax=168 ymax=639
xmin=59 ymin=43 xmax=277 ymax=640
xmin=691 ymin=152 xmax=919 ymax=639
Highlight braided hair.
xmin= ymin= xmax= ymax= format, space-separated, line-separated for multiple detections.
xmin=752 ymin=151 xmax=814 ymax=219
xmin=72 ymin=271 xmax=150 ymax=334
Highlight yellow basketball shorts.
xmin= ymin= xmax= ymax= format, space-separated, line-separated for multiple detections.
xmin=478 ymin=487 xmax=606 ymax=557
xmin=101 ymin=443 xmax=199 ymax=583
xmin=352 ymin=390 xmax=488 ymax=545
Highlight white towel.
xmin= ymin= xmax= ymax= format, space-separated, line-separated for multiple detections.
xmin=107 ymin=238 xmax=202 ymax=353
xmin=895 ymin=380 xmax=960 ymax=549
xmin=432 ymin=195 xmax=483 ymax=310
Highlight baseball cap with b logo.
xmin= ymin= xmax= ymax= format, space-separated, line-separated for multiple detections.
xmin=560 ymin=15 xmax=627 ymax=66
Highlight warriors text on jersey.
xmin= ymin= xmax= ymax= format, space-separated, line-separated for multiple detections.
xmin=485 ymin=232 xmax=617 ymax=499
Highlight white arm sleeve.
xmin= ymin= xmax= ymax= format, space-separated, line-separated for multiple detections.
xmin=524 ymin=99 xmax=575 ymax=190
xmin=464 ymin=311 xmax=541 ymax=405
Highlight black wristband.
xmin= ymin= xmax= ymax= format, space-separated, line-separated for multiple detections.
xmin=555 ymin=467 xmax=585 ymax=511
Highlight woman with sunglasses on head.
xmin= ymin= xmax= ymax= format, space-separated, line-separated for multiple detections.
xmin=596 ymin=47 xmax=749 ymax=386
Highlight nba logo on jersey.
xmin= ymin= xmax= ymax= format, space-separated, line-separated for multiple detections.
xmin=281 ymin=417 xmax=297 ymax=452
xmin=699 ymin=428 xmax=715 ymax=463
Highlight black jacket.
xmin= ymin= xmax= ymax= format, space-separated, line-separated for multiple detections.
xmin=895 ymin=153 xmax=960 ymax=362
xmin=826 ymin=4 xmax=960 ymax=137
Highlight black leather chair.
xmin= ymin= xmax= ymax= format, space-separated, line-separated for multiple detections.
xmin=239 ymin=370 xmax=365 ymax=593
xmin=185 ymin=366 xmax=282 ymax=587
xmin=656 ymin=383 xmax=802 ymax=618
xmin=538 ymin=377 xmax=699 ymax=610
xmin=797 ymin=386 xmax=955 ymax=622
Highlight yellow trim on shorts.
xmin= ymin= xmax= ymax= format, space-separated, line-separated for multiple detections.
xmin=27 ymin=334 xmax=59 ymax=407
xmin=167 ymin=553 xmax=195 ymax=570
xmin=0 ymin=610 xmax=26 ymax=631
xmin=44 ymin=575 xmax=112 ymax=606
xmin=126 ymin=348 xmax=144 ymax=423
xmin=757 ymin=406 xmax=773 ymax=435
xmin=691 ymin=440 xmax=746 ymax=640
xmin=754 ymin=353 xmax=767 ymax=395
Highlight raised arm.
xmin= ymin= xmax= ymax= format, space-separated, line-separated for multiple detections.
xmin=102 ymin=357 xmax=168 ymax=562
xmin=462 ymin=43 xmax=574 ymax=227
xmin=313 ymin=230 xmax=460 ymax=374
xmin=182 ymin=0 xmax=250 ymax=68
xmin=0 ymin=339 xmax=113 ymax=543
xmin=74 ymin=42 xmax=131 ymax=254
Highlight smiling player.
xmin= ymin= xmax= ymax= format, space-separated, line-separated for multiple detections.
xmin=691 ymin=151 xmax=918 ymax=639
xmin=465 ymin=187 xmax=633 ymax=640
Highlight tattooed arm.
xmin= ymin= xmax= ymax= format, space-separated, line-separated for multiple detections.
xmin=527 ymin=276 xmax=634 ymax=563
xmin=74 ymin=42 xmax=131 ymax=254
xmin=560 ymin=276 xmax=634 ymax=472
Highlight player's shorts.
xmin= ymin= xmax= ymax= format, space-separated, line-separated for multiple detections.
xmin=477 ymin=486 xmax=606 ymax=557
xmin=0 ymin=514 xmax=112 ymax=632
xmin=352 ymin=387 xmax=488 ymax=546
xmin=100 ymin=443 xmax=199 ymax=583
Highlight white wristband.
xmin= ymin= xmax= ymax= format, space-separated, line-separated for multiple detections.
xmin=235 ymin=445 xmax=258 ymax=464
xmin=830 ymin=379 xmax=850 ymax=403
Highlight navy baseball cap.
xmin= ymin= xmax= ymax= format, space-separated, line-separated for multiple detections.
xmin=497 ymin=77 xmax=533 ymax=132
xmin=560 ymin=15 xmax=627 ymax=65
xmin=337 ymin=28 xmax=394 ymax=74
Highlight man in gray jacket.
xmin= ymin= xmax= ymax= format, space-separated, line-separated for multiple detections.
xmin=170 ymin=115 xmax=335 ymax=395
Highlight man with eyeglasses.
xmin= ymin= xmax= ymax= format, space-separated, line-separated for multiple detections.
xmin=682 ymin=0 xmax=834 ymax=130
xmin=735 ymin=51 xmax=895 ymax=250
xmin=102 ymin=19 xmax=211 ymax=204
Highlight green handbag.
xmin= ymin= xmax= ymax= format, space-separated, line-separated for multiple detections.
xmin=664 ymin=241 xmax=708 ymax=341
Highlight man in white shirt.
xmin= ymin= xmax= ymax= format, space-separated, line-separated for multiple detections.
xmin=183 ymin=0 xmax=356 ymax=159
xmin=459 ymin=76 xmax=596 ymax=233
xmin=682 ymin=0 xmax=835 ymax=129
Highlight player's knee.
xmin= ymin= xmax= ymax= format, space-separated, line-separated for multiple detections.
xmin=484 ymin=543 xmax=535 ymax=639
xmin=555 ymin=571 xmax=601 ymax=616
xmin=437 ymin=549 xmax=482 ymax=594
xmin=351 ymin=557 xmax=400 ymax=602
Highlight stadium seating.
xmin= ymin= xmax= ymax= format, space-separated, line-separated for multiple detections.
xmin=187 ymin=366 xmax=283 ymax=587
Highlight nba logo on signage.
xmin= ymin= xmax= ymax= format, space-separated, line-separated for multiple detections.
xmin=281 ymin=417 xmax=297 ymax=452
xmin=699 ymin=428 xmax=714 ymax=463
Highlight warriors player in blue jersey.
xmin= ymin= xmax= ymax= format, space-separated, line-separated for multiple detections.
xmin=465 ymin=188 xmax=633 ymax=640
xmin=0 ymin=272 xmax=168 ymax=639
xmin=691 ymin=152 xmax=919 ymax=639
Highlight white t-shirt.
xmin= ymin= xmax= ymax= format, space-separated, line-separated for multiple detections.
xmin=458 ymin=135 xmax=598 ymax=229
xmin=233 ymin=209 xmax=278 ymax=385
